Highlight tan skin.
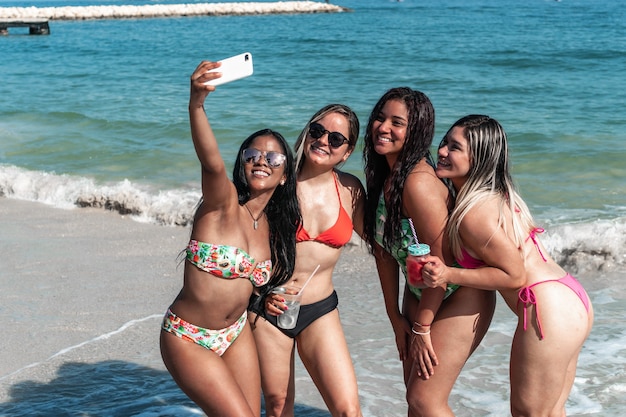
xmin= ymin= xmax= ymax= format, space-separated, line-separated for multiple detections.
xmin=422 ymin=125 xmax=594 ymax=417
xmin=370 ymin=100 xmax=495 ymax=417
xmin=249 ymin=111 xmax=366 ymax=417
xmin=160 ymin=61 xmax=287 ymax=417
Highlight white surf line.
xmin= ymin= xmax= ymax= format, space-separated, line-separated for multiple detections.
xmin=0 ymin=313 xmax=162 ymax=382
xmin=0 ymin=1 xmax=347 ymax=20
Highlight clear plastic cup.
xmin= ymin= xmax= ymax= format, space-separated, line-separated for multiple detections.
xmin=406 ymin=243 xmax=430 ymax=288
xmin=272 ymin=285 xmax=303 ymax=330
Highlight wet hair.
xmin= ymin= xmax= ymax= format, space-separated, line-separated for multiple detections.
xmin=233 ymin=128 xmax=300 ymax=287
xmin=362 ymin=87 xmax=436 ymax=251
xmin=442 ymin=115 xmax=536 ymax=259
xmin=293 ymin=103 xmax=360 ymax=173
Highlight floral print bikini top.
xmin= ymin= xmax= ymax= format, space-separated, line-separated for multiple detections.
xmin=186 ymin=239 xmax=272 ymax=287
xmin=374 ymin=192 xmax=459 ymax=300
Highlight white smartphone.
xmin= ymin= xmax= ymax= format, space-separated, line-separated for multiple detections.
xmin=204 ymin=52 xmax=254 ymax=86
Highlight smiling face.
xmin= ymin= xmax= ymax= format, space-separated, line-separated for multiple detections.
xmin=370 ymin=99 xmax=409 ymax=166
xmin=243 ymin=134 xmax=287 ymax=192
xmin=436 ymin=125 xmax=471 ymax=190
xmin=303 ymin=112 xmax=353 ymax=168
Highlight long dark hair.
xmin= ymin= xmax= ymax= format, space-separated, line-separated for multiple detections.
xmin=362 ymin=87 xmax=435 ymax=252
xmin=233 ymin=129 xmax=300 ymax=288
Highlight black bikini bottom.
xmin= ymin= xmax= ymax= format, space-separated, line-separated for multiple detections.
xmin=249 ymin=290 xmax=338 ymax=338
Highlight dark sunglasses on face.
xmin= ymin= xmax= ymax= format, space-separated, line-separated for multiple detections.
xmin=308 ymin=122 xmax=350 ymax=149
xmin=242 ymin=148 xmax=286 ymax=168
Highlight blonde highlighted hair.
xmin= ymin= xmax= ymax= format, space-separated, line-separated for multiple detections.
xmin=442 ymin=115 xmax=536 ymax=260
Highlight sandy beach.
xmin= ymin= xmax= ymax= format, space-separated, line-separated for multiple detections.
xmin=1 ymin=0 xmax=623 ymax=412
xmin=0 ymin=197 xmax=620 ymax=415
xmin=0 ymin=199 xmax=187 ymax=387
xmin=0 ymin=197 xmax=396 ymax=414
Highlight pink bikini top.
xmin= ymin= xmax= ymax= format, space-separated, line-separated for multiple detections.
xmin=295 ymin=172 xmax=353 ymax=248
xmin=457 ymin=248 xmax=486 ymax=269
xmin=457 ymin=228 xmax=561 ymax=340
xmin=456 ymin=228 xmax=546 ymax=269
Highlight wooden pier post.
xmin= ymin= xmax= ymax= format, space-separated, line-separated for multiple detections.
xmin=0 ymin=20 xmax=50 ymax=35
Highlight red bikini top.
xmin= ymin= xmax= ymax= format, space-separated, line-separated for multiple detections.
xmin=296 ymin=172 xmax=353 ymax=248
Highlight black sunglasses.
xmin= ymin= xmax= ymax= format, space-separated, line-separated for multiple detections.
xmin=242 ymin=148 xmax=286 ymax=168
xmin=308 ymin=122 xmax=350 ymax=149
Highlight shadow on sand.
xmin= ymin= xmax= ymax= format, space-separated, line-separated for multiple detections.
xmin=0 ymin=360 xmax=330 ymax=416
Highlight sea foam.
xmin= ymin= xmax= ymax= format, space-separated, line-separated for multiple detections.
xmin=2 ymin=164 xmax=624 ymax=274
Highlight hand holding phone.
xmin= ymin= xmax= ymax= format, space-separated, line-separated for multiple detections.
xmin=204 ymin=52 xmax=254 ymax=86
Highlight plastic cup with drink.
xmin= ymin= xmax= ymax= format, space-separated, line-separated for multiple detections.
xmin=272 ymin=264 xmax=320 ymax=330
xmin=272 ymin=285 xmax=303 ymax=329
xmin=406 ymin=243 xmax=431 ymax=288
xmin=405 ymin=218 xmax=430 ymax=288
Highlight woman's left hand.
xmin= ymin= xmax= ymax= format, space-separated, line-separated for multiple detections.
xmin=410 ymin=330 xmax=438 ymax=379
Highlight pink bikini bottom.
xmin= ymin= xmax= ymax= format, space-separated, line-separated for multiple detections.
xmin=517 ymin=273 xmax=590 ymax=340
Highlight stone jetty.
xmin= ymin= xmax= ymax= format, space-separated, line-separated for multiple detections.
xmin=0 ymin=1 xmax=347 ymax=21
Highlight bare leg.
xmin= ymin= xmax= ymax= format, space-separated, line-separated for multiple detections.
xmin=297 ymin=309 xmax=363 ymax=417
xmin=405 ymin=287 xmax=496 ymax=417
xmin=160 ymin=323 xmax=260 ymax=417
xmin=509 ymin=283 xmax=593 ymax=417
xmin=223 ymin=325 xmax=263 ymax=415
xmin=250 ymin=312 xmax=297 ymax=417
xmin=400 ymin=286 xmax=418 ymax=388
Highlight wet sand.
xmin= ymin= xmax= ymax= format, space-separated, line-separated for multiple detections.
xmin=0 ymin=197 xmax=396 ymax=413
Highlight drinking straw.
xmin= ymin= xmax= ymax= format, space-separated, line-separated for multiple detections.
xmin=299 ymin=264 xmax=321 ymax=294
xmin=408 ymin=218 xmax=420 ymax=244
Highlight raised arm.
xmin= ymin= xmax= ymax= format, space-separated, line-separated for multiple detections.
xmin=188 ymin=61 xmax=235 ymax=209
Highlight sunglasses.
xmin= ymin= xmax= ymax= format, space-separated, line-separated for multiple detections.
xmin=242 ymin=148 xmax=286 ymax=168
xmin=308 ymin=122 xmax=350 ymax=149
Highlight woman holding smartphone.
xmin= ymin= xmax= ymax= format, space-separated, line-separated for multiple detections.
xmin=160 ymin=61 xmax=299 ymax=417
xmin=250 ymin=104 xmax=365 ymax=417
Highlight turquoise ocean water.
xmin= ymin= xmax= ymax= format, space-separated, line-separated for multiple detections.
xmin=1 ymin=0 xmax=625 ymax=415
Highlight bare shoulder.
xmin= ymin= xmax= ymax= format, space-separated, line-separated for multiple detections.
xmin=459 ymin=195 xmax=503 ymax=240
xmin=407 ymin=171 xmax=441 ymax=188
xmin=406 ymin=163 xmax=444 ymax=191
xmin=404 ymin=165 xmax=449 ymax=207
xmin=335 ymin=170 xmax=365 ymax=225
xmin=335 ymin=170 xmax=365 ymax=193
xmin=459 ymin=195 xmax=524 ymax=275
